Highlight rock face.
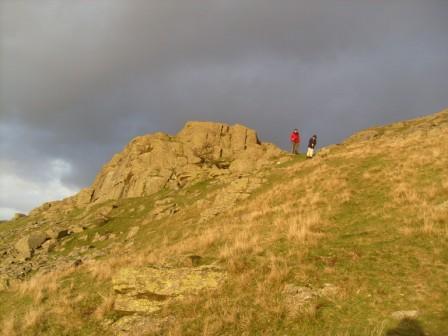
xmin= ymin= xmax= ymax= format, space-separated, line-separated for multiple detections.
xmin=80 ymin=121 xmax=281 ymax=205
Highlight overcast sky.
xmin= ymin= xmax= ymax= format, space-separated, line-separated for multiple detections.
xmin=1 ymin=1 xmax=447 ymax=219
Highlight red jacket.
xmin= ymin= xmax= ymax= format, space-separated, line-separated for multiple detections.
xmin=290 ymin=131 xmax=300 ymax=143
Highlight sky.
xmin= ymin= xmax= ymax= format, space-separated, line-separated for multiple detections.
xmin=1 ymin=0 xmax=447 ymax=219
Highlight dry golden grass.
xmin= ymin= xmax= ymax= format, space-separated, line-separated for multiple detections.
xmin=289 ymin=300 xmax=320 ymax=320
xmin=280 ymin=212 xmax=322 ymax=244
xmin=84 ymin=248 xmax=158 ymax=280
xmin=380 ymin=129 xmax=448 ymax=238
xmin=219 ymin=231 xmax=262 ymax=260
xmin=85 ymin=257 xmax=122 ymax=282
xmin=5 ymin=263 xmax=106 ymax=333
xmin=422 ymin=212 xmax=436 ymax=234
xmin=50 ymin=295 xmax=75 ymax=318
xmin=168 ymin=325 xmax=186 ymax=336
xmin=23 ymin=306 xmax=45 ymax=330
xmin=2 ymin=281 xmax=84 ymax=334
xmin=391 ymin=182 xmax=420 ymax=205
xmin=201 ymin=317 xmax=224 ymax=336
xmin=192 ymin=227 xmax=222 ymax=250
xmin=265 ymin=256 xmax=290 ymax=286
xmin=50 ymin=310 xmax=82 ymax=330
xmin=165 ymin=225 xmax=230 ymax=257
xmin=422 ymin=184 xmax=441 ymax=201
xmin=94 ymin=294 xmax=115 ymax=320
xmin=398 ymin=226 xmax=415 ymax=236
xmin=368 ymin=321 xmax=387 ymax=336
xmin=13 ymin=266 xmax=74 ymax=304
xmin=442 ymin=178 xmax=448 ymax=190
xmin=420 ymin=207 xmax=448 ymax=236
xmin=0 ymin=314 xmax=17 ymax=336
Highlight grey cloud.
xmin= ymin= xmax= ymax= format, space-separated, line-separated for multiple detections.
xmin=1 ymin=0 xmax=447 ymax=214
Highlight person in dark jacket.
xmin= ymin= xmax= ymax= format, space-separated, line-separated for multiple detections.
xmin=307 ymin=134 xmax=317 ymax=158
xmin=290 ymin=129 xmax=300 ymax=154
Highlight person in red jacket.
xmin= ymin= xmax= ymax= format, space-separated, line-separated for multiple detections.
xmin=290 ymin=129 xmax=300 ymax=154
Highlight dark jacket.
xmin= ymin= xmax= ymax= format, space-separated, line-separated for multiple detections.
xmin=308 ymin=136 xmax=317 ymax=149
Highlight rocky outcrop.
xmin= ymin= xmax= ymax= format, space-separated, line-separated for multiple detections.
xmin=77 ymin=122 xmax=282 ymax=205
xmin=24 ymin=122 xmax=283 ymax=220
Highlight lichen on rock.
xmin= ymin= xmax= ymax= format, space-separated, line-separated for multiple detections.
xmin=112 ymin=265 xmax=225 ymax=314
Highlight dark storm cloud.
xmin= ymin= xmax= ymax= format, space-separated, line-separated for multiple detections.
xmin=1 ymin=0 xmax=448 ymax=216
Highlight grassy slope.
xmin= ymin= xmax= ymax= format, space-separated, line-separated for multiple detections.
xmin=1 ymin=110 xmax=447 ymax=335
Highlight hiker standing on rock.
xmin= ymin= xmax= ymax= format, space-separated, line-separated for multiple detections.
xmin=307 ymin=134 xmax=317 ymax=158
xmin=290 ymin=129 xmax=300 ymax=154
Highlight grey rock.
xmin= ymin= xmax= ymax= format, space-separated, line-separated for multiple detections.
xmin=41 ymin=239 xmax=56 ymax=253
xmin=14 ymin=232 xmax=48 ymax=259
xmin=111 ymin=315 xmax=172 ymax=336
xmin=112 ymin=265 xmax=225 ymax=314
xmin=46 ymin=227 xmax=70 ymax=240
xmin=391 ymin=310 xmax=419 ymax=320
xmin=27 ymin=232 xmax=49 ymax=250
xmin=283 ymin=285 xmax=316 ymax=304
xmin=152 ymin=199 xmax=180 ymax=220
xmin=70 ymin=225 xmax=86 ymax=233
xmin=0 ymin=276 xmax=9 ymax=291
xmin=283 ymin=283 xmax=339 ymax=308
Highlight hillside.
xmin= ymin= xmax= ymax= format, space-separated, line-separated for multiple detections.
xmin=1 ymin=110 xmax=448 ymax=336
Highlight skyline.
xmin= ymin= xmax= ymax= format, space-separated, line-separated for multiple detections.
xmin=1 ymin=1 xmax=448 ymax=219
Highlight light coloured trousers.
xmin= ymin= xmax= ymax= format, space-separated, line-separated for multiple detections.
xmin=307 ymin=147 xmax=314 ymax=158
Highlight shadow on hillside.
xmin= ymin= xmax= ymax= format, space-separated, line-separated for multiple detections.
xmin=385 ymin=318 xmax=426 ymax=336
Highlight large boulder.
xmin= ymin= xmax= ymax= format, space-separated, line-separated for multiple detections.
xmin=75 ymin=187 xmax=94 ymax=206
xmin=45 ymin=227 xmax=70 ymax=240
xmin=14 ymin=232 xmax=49 ymax=259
